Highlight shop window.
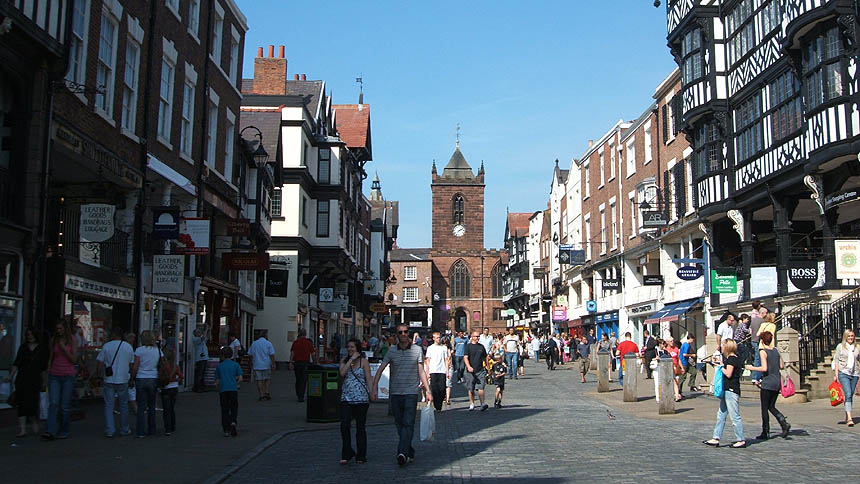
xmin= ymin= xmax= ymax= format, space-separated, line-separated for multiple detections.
xmin=803 ymin=26 xmax=844 ymax=110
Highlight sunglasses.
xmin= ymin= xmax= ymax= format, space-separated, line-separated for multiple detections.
xmin=397 ymin=330 xmax=409 ymax=334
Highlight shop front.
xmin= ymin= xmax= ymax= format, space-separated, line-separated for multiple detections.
xmin=627 ymin=301 xmax=658 ymax=345
xmin=0 ymin=252 xmax=23 ymax=397
xmin=594 ymin=310 xmax=619 ymax=340
xmin=643 ymin=297 xmax=704 ymax=342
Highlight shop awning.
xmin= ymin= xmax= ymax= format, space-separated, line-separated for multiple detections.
xmin=644 ymin=298 xmax=702 ymax=325
xmin=569 ymin=318 xmax=582 ymax=328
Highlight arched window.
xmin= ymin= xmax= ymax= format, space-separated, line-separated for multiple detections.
xmin=452 ymin=194 xmax=464 ymax=225
xmin=450 ymin=260 xmax=470 ymax=298
xmin=491 ymin=263 xmax=503 ymax=298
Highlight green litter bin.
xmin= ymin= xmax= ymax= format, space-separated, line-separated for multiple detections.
xmin=306 ymin=364 xmax=341 ymax=422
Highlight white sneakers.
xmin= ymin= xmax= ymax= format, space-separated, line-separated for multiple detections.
xmin=468 ymin=403 xmax=475 ymax=411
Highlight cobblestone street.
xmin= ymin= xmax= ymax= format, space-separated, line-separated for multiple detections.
xmin=225 ymin=363 xmax=860 ymax=483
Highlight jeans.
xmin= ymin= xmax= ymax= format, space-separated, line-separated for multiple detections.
xmin=505 ymin=352 xmax=518 ymax=378
xmin=751 ymin=341 xmax=761 ymax=381
xmin=294 ymin=361 xmax=310 ymax=399
xmin=340 ymin=402 xmax=369 ymax=461
xmin=618 ymin=359 xmax=624 ymax=386
xmin=46 ymin=374 xmax=75 ymax=437
xmin=535 ymin=349 xmax=540 ymax=362
xmin=454 ymin=356 xmax=465 ymax=381
xmin=194 ymin=360 xmax=207 ymax=391
xmin=713 ymin=390 xmax=744 ymax=442
xmin=161 ymin=387 xmax=178 ymax=433
xmin=390 ymin=393 xmax=419 ymax=458
xmin=839 ymin=373 xmax=859 ymax=414
xmin=220 ymin=391 xmax=238 ymax=431
xmin=678 ymin=364 xmax=698 ymax=392
xmin=429 ymin=373 xmax=446 ymax=411
xmin=760 ymin=388 xmax=786 ymax=434
xmin=135 ymin=378 xmax=158 ymax=436
xmin=103 ymin=382 xmax=130 ymax=436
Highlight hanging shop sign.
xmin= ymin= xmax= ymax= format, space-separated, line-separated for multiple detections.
xmin=643 ymin=274 xmax=664 ymax=286
xmin=264 ymin=268 xmax=289 ymax=298
xmin=152 ymin=255 xmax=185 ymax=294
xmin=222 ymin=252 xmax=270 ymax=270
xmin=642 ymin=211 xmax=667 ymax=228
xmin=825 ymin=188 xmax=860 ymax=211
xmin=319 ymin=287 xmax=334 ymax=302
xmin=226 ymin=218 xmax=251 ymax=237
xmin=65 ymin=274 xmax=134 ymax=302
xmin=558 ymin=245 xmax=585 ymax=266
xmin=363 ymin=280 xmax=384 ymax=295
xmin=556 ymin=295 xmax=568 ymax=306
xmin=152 ymin=206 xmax=180 ymax=240
xmin=835 ymin=240 xmax=860 ymax=279
xmin=321 ymin=297 xmax=348 ymax=314
xmin=676 ymin=266 xmax=703 ymax=281
xmin=710 ymin=269 xmax=738 ymax=294
xmin=177 ymin=218 xmax=210 ymax=254
xmin=505 ymin=308 xmax=517 ymax=316
xmin=586 ymin=300 xmax=597 ymax=312
xmin=335 ymin=282 xmax=350 ymax=299
xmin=602 ymin=279 xmax=621 ymax=291
xmin=788 ymin=261 xmax=819 ymax=291
xmin=80 ymin=204 xmax=115 ymax=242
xmin=552 ymin=306 xmax=567 ymax=321
xmin=369 ymin=302 xmax=387 ymax=313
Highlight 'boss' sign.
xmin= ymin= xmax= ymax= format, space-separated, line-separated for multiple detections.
xmin=788 ymin=262 xmax=818 ymax=291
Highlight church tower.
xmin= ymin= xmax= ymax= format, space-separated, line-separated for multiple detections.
xmin=431 ymin=142 xmax=485 ymax=252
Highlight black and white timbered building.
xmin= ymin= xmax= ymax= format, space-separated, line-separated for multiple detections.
xmin=666 ymin=0 xmax=860 ymax=306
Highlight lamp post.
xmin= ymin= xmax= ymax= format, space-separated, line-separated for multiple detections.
xmin=238 ymin=126 xmax=270 ymax=245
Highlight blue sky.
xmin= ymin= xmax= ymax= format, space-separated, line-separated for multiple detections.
xmin=237 ymin=0 xmax=676 ymax=249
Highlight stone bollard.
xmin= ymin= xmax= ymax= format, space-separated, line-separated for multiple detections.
xmin=590 ymin=343 xmax=598 ymax=370
xmin=658 ymin=357 xmax=675 ymax=414
xmin=623 ymin=354 xmax=638 ymax=402
xmin=597 ymin=351 xmax=610 ymax=393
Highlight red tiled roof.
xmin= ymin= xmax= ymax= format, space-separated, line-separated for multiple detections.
xmin=506 ymin=212 xmax=532 ymax=238
xmin=333 ymin=104 xmax=370 ymax=149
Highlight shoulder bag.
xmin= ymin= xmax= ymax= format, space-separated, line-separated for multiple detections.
xmin=104 ymin=341 xmax=123 ymax=377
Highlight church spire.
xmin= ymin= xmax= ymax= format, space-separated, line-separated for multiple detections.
xmin=370 ymin=172 xmax=382 ymax=201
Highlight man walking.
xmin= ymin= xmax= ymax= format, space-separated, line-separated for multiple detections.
xmin=478 ymin=327 xmax=493 ymax=354
xmin=453 ymin=331 xmax=467 ymax=383
xmin=248 ymin=330 xmax=276 ymax=401
xmin=642 ymin=330 xmax=657 ymax=379
xmin=716 ymin=311 xmax=736 ymax=352
xmin=678 ymin=334 xmax=700 ymax=394
xmin=609 ymin=331 xmax=619 ymax=374
xmin=615 ymin=332 xmax=639 ymax=387
xmin=96 ymin=326 xmax=135 ymax=437
xmin=425 ymin=332 xmax=449 ymax=411
xmin=463 ymin=330 xmax=489 ymax=411
xmin=543 ymin=336 xmax=558 ymax=370
xmin=289 ymin=328 xmax=315 ymax=402
xmin=577 ymin=337 xmax=591 ymax=383
xmin=502 ymin=328 xmax=520 ymax=379
xmin=192 ymin=325 xmax=210 ymax=392
xmin=371 ymin=323 xmax=431 ymax=466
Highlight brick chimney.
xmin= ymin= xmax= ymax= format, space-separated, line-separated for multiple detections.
xmin=252 ymin=44 xmax=287 ymax=95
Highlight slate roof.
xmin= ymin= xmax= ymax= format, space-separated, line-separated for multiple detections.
xmin=239 ymin=108 xmax=282 ymax=165
xmin=440 ymin=145 xmax=475 ymax=180
xmin=391 ymin=247 xmax=431 ymax=262
xmin=506 ymin=212 xmax=532 ymax=238
xmin=333 ymin=104 xmax=371 ymax=152
xmin=370 ymin=200 xmax=399 ymax=238
xmin=285 ymin=80 xmax=325 ymax=118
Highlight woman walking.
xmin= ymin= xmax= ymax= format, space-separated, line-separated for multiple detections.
xmin=160 ymin=347 xmax=183 ymax=436
xmin=704 ymin=339 xmax=745 ymax=448
xmin=339 ymin=338 xmax=371 ymax=464
xmin=745 ymin=331 xmax=790 ymax=439
xmin=131 ymin=331 xmax=162 ymax=438
xmin=5 ymin=327 xmax=47 ymax=437
xmin=42 ymin=319 xmax=78 ymax=440
xmin=831 ymin=329 xmax=860 ymax=426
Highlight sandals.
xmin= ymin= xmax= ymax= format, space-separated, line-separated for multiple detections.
xmin=703 ymin=439 xmax=720 ymax=446
xmin=848 ymin=420 xmax=855 ymax=427
xmin=730 ymin=441 xmax=747 ymax=448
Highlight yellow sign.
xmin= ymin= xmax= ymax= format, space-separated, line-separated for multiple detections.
xmin=369 ymin=303 xmax=387 ymax=313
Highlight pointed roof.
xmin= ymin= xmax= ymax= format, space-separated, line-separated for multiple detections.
xmin=440 ymin=142 xmax=476 ymax=180
xmin=506 ymin=212 xmax=532 ymax=238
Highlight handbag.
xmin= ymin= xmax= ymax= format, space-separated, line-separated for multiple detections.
xmin=780 ymin=374 xmax=796 ymax=398
xmin=829 ymin=380 xmax=845 ymax=406
xmin=104 ymin=340 xmax=123 ymax=377
xmin=712 ymin=367 xmax=725 ymax=398
xmin=673 ymin=360 xmax=683 ymax=376
xmin=157 ymin=350 xmax=170 ymax=388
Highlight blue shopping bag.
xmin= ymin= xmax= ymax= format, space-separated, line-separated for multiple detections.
xmin=712 ymin=367 xmax=725 ymax=398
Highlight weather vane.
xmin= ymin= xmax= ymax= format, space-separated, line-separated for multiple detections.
xmin=456 ymin=123 xmax=460 ymax=146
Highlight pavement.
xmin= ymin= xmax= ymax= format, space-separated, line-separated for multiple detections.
xmin=3 ymin=360 xmax=859 ymax=483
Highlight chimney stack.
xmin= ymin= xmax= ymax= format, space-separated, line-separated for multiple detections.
xmin=253 ymin=44 xmax=288 ymax=95
xmin=301 ymin=74 xmax=306 ymax=81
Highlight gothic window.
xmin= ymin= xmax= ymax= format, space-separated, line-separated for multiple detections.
xmin=491 ymin=263 xmax=502 ymax=298
xmin=450 ymin=260 xmax=470 ymax=298
xmin=803 ymin=26 xmax=844 ymax=110
xmin=452 ymin=194 xmax=464 ymax=225
xmin=769 ymin=71 xmax=803 ymax=141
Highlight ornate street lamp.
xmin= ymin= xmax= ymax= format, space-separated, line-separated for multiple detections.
xmin=240 ymin=126 xmax=269 ymax=167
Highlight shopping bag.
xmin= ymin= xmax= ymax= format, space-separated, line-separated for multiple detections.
xmin=829 ymin=380 xmax=845 ymax=406
xmin=419 ymin=402 xmax=435 ymax=441
xmin=712 ymin=368 xmax=725 ymax=398
xmin=780 ymin=374 xmax=796 ymax=398
xmin=0 ymin=381 xmax=11 ymax=401
xmin=39 ymin=391 xmax=49 ymax=420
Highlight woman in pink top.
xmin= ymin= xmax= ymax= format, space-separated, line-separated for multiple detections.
xmin=666 ymin=338 xmax=683 ymax=402
xmin=42 ymin=318 xmax=78 ymax=440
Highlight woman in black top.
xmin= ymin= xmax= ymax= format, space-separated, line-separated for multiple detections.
xmin=704 ymin=339 xmax=746 ymax=448
xmin=4 ymin=327 xmax=47 ymax=437
xmin=746 ymin=331 xmax=790 ymax=439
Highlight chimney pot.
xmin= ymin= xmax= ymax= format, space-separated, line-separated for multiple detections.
xmin=268 ymin=45 xmax=274 ymax=57
xmin=257 ymin=47 xmax=263 ymax=58
xmin=294 ymin=74 xmax=299 ymax=80
xmin=588 ymin=139 xmax=593 ymax=148
xmin=278 ymin=45 xmax=285 ymax=58
xmin=301 ymin=74 xmax=306 ymax=81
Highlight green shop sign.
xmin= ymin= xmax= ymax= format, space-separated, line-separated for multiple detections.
xmin=710 ymin=269 xmax=738 ymax=294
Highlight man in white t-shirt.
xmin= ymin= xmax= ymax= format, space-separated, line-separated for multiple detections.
xmin=96 ymin=326 xmax=135 ymax=437
xmin=478 ymin=328 xmax=493 ymax=354
xmin=502 ymin=328 xmax=521 ymax=379
xmin=716 ymin=312 xmax=736 ymax=351
xmin=424 ymin=331 xmax=449 ymax=412
xmin=248 ymin=331 xmax=276 ymax=401
xmin=228 ymin=333 xmax=242 ymax=361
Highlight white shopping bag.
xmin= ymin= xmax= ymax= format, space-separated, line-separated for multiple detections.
xmin=419 ymin=402 xmax=435 ymax=441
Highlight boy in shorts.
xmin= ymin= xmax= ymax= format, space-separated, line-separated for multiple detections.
xmin=491 ymin=354 xmax=507 ymax=408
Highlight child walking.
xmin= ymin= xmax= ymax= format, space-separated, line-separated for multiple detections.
xmin=491 ymin=354 xmax=507 ymax=408
xmin=215 ymin=346 xmax=242 ymax=437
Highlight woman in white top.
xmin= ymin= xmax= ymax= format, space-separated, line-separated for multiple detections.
xmin=832 ymin=330 xmax=860 ymax=426
xmin=131 ymin=331 xmax=163 ymax=437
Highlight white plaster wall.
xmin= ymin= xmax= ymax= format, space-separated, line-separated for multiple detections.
xmin=257 ymin=250 xmax=300 ymax=360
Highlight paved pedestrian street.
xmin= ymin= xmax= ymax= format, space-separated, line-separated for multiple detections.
xmin=225 ymin=364 xmax=860 ymax=484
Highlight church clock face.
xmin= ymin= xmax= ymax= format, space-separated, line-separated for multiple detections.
xmin=452 ymin=224 xmax=466 ymax=237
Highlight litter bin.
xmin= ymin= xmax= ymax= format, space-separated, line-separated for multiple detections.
xmin=306 ymin=364 xmax=341 ymax=422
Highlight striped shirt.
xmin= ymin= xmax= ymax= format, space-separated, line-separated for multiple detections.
xmin=382 ymin=343 xmax=423 ymax=395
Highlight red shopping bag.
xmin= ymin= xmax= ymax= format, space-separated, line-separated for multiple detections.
xmin=829 ymin=380 xmax=845 ymax=407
